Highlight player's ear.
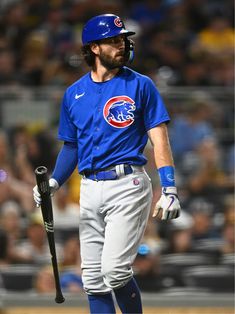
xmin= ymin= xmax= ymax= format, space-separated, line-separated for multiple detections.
xmin=90 ymin=42 xmax=100 ymax=55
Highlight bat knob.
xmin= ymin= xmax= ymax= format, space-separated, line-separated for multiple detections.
xmin=35 ymin=166 xmax=48 ymax=175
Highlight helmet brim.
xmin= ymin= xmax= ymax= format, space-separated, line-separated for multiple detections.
xmin=84 ymin=30 xmax=136 ymax=45
xmin=120 ymin=30 xmax=136 ymax=36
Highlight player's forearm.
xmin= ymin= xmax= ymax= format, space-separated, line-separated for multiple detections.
xmin=148 ymin=123 xmax=174 ymax=168
xmin=51 ymin=141 xmax=78 ymax=186
xmin=148 ymin=123 xmax=176 ymax=187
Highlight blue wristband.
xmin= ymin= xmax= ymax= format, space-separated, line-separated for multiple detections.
xmin=158 ymin=166 xmax=175 ymax=187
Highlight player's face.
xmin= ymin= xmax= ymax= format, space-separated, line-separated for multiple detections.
xmin=97 ymin=35 xmax=126 ymax=69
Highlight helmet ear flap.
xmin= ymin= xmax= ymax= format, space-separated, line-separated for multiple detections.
xmin=125 ymin=38 xmax=135 ymax=64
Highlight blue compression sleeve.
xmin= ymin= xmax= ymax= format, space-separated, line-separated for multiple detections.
xmin=114 ymin=277 xmax=142 ymax=313
xmin=88 ymin=294 xmax=116 ymax=314
xmin=51 ymin=142 xmax=78 ymax=186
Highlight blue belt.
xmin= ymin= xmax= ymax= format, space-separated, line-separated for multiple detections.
xmin=83 ymin=165 xmax=133 ymax=181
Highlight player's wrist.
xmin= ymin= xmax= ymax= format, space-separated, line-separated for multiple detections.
xmin=162 ymin=186 xmax=177 ymax=195
xmin=157 ymin=165 xmax=176 ymax=187
xmin=49 ymin=178 xmax=60 ymax=190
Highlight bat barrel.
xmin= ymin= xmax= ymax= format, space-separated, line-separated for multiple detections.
xmin=55 ymin=292 xmax=65 ymax=304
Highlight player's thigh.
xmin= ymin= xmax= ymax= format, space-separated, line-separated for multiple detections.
xmin=79 ymin=178 xmax=105 ymax=266
xmin=101 ymin=172 xmax=152 ymax=272
xmin=79 ymin=179 xmax=111 ymax=293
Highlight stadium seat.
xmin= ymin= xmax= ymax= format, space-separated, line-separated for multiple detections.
xmin=220 ymin=253 xmax=235 ymax=267
xmin=158 ymin=253 xmax=218 ymax=290
xmin=182 ymin=265 xmax=234 ymax=292
xmin=0 ymin=265 xmax=38 ymax=291
xmin=160 ymin=253 xmax=215 ymax=268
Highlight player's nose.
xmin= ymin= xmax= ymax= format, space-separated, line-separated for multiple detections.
xmin=118 ymin=39 xmax=125 ymax=50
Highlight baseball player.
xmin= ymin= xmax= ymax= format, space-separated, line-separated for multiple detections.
xmin=33 ymin=14 xmax=181 ymax=314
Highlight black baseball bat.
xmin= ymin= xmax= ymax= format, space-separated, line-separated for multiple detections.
xmin=35 ymin=166 xmax=65 ymax=304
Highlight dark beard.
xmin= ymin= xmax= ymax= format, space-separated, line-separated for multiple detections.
xmin=99 ymin=51 xmax=126 ymax=70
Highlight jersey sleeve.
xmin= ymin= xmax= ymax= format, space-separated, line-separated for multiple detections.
xmin=58 ymin=90 xmax=77 ymax=142
xmin=142 ymin=77 xmax=170 ymax=131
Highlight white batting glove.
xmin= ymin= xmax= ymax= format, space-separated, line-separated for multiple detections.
xmin=33 ymin=178 xmax=59 ymax=207
xmin=153 ymin=187 xmax=181 ymax=220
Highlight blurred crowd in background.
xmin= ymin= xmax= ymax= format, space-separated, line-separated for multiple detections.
xmin=0 ymin=0 xmax=234 ymax=87
xmin=0 ymin=0 xmax=234 ymax=295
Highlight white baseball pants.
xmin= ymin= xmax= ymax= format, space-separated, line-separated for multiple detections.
xmin=79 ymin=166 xmax=153 ymax=294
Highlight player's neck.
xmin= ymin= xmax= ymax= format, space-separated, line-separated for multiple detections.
xmin=91 ymin=65 xmax=119 ymax=83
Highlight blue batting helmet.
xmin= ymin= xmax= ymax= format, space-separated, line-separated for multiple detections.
xmin=82 ymin=14 xmax=135 ymax=45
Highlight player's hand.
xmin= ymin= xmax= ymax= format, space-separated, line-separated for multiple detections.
xmin=153 ymin=187 xmax=181 ymax=220
xmin=33 ymin=178 xmax=59 ymax=207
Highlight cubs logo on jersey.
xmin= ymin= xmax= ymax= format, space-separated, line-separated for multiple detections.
xmin=103 ymin=96 xmax=136 ymax=128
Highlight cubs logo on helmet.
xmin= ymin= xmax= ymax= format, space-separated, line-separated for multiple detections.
xmin=103 ymin=96 xmax=136 ymax=128
xmin=114 ymin=17 xmax=123 ymax=28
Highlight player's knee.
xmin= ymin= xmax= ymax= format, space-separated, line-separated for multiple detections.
xmin=102 ymin=264 xmax=132 ymax=289
xmin=82 ymin=267 xmax=111 ymax=294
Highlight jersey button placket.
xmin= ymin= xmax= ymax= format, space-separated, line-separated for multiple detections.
xmin=90 ymin=86 xmax=102 ymax=169
xmin=92 ymin=88 xmax=102 ymax=167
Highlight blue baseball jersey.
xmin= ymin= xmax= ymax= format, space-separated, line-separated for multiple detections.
xmin=58 ymin=66 xmax=170 ymax=173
